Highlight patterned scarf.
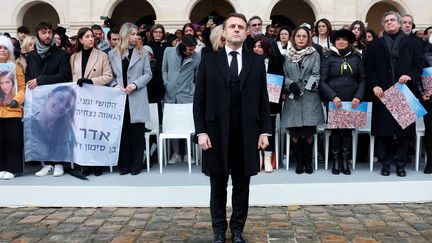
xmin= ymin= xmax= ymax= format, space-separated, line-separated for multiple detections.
xmin=285 ymin=46 xmax=316 ymax=62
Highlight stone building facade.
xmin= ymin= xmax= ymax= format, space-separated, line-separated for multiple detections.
xmin=0 ymin=0 xmax=431 ymax=36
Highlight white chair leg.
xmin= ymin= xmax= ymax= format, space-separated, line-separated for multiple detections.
xmin=314 ymin=134 xmax=318 ymax=171
xmin=145 ymin=134 xmax=150 ymax=172
xmin=352 ymin=130 xmax=357 ymax=170
xmin=275 ymin=129 xmax=279 ymax=170
xmin=416 ymin=134 xmax=421 ymax=172
xmin=187 ymin=138 xmax=192 ymax=174
xmin=370 ymin=135 xmax=375 ymax=171
xmin=324 ymin=132 xmax=330 ymax=170
xmin=159 ymin=137 xmax=164 ymax=174
xmin=110 ymin=166 xmax=113 ymax=173
xmin=71 ymin=162 xmax=74 ymax=169
xmin=286 ymin=133 xmax=290 ymax=170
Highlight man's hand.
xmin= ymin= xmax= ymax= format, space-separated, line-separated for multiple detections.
xmin=27 ymin=79 xmax=38 ymax=90
xmin=198 ymin=133 xmax=212 ymax=150
xmin=333 ymin=96 xmax=342 ymax=109
xmin=352 ymin=98 xmax=360 ymax=109
xmin=398 ymin=75 xmax=411 ymax=84
xmin=124 ymin=83 xmax=137 ymax=94
xmin=257 ymin=134 xmax=269 ymax=150
xmin=373 ymin=86 xmax=384 ymax=99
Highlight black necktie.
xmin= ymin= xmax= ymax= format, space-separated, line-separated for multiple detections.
xmin=229 ymin=51 xmax=238 ymax=81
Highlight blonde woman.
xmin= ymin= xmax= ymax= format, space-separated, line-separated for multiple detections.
xmin=0 ymin=35 xmax=25 ymax=180
xmin=108 ymin=23 xmax=152 ymax=175
xmin=16 ymin=35 xmax=36 ymax=71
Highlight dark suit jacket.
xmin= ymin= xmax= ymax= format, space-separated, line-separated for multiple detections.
xmin=193 ymin=48 xmax=272 ymax=176
xmin=365 ymin=32 xmax=423 ymax=136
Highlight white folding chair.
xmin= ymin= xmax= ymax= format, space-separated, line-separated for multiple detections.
xmin=158 ymin=103 xmax=195 ymax=173
xmin=415 ymin=118 xmax=426 ymax=171
xmin=274 ymin=114 xmax=280 ymax=169
xmin=144 ymin=103 xmax=160 ymax=172
xmin=352 ymin=102 xmax=375 ymax=171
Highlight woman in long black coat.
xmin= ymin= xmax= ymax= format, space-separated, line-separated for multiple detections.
xmin=320 ymin=29 xmax=366 ymax=175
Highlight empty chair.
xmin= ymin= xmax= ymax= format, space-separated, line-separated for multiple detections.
xmin=144 ymin=103 xmax=160 ymax=172
xmin=158 ymin=103 xmax=195 ymax=173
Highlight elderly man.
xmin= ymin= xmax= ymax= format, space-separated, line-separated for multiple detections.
xmin=366 ymin=11 xmax=423 ymax=177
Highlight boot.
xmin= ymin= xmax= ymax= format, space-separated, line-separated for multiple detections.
xmin=292 ymin=139 xmax=303 ymax=174
xmin=342 ymin=136 xmax=351 ymax=175
xmin=331 ymin=136 xmax=342 ymax=175
xmin=424 ymin=138 xmax=432 ymax=174
xmin=303 ymin=138 xmax=314 ymax=174
xmin=264 ymin=151 xmax=273 ymax=173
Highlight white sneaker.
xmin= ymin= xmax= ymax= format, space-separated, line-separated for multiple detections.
xmin=0 ymin=171 xmax=5 ymax=179
xmin=3 ymin=172 xmax=14 ymax=180
xmin=168 ymin=152 xmax=182 ymax=165
xmin=35 ymin=165 xmax=53 ymax=177
xmin=53 ymin=164 xmax=64 ymax=177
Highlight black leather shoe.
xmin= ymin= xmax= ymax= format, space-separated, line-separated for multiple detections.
xmin=381 ymin=165 xmax=390 ymax=176
xmin=424 ymin=163 xmax=432 ymax=174
xmin=211 ymin=233 xmax=226 ymax=243
xmin=396 ymin=167 xmax=406 ymax=177
xmin=232 ymin=231 xmax=246 ymax=243
xmin=82 ymin=167 xmax=92 ymax=176
xmin=94 ymin=167 xmax=103 ymax=176
xmin=130 ymin=170 xmax=141 ymax=176
xmin=119 ymin=170 xmax=129 ymax=175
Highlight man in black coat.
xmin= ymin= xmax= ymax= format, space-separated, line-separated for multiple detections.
xmin=25 ymin=21 xmax=71 ymax=177
xmin=366 ymin=11 xmax=423 ymax=177
xmin=193 ymin=13 xmax=271 ymax=243
xmin=26 ymin=21 xmax=71 ymax=88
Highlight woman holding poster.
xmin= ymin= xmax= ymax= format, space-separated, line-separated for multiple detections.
xmin=0 ymin=35 xmax=25 ymax=180
xmin=252 ymin=36 xmax=284 ymax=172
xmin=70 ymin=27 xmax=113 ymax=176
xmin=281 ymin=26 xmax=324 ymax=174
xmin=108 ymin=23 xmax=152 ymax=175
xmin=319 ymin=29 xmax=366 ymax=175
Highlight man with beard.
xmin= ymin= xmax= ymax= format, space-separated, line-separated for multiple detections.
xmin=25 ymin=21 xmax=71 ymax=177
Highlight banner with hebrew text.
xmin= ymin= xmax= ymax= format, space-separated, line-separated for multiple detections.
xmin=24 ymin=83 xmax=126 ymax=166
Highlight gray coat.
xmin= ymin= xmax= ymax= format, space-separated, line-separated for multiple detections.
xmin=162 ymin=46 xmax=200 ymax=104
xmin=281 ymin=51 xmax=324 ymax=128
xmin=108 ymin=48 xmax=153 ymax=123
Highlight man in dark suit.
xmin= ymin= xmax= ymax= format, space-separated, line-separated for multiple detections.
xmin=366 ymin=11 xmax=423 ymax=177
xmin=193 ymin=13 xmax=271 ymax=243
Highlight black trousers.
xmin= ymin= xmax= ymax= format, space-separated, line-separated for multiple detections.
xmin=376 ymin=135 xmax=409 ymax=167
xmin=0 ymin=118 xmax=23 ymax=173
xmin=209 ymin=129 xmax=251 ymax=234
xmin=118 ymin=103 xmax=146 ymax=173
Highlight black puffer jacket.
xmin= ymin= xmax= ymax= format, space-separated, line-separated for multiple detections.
xmin=424 ymin=41 xmax=432 ymax=68
xmin=319 ymin=48 xmax=366 ymax=101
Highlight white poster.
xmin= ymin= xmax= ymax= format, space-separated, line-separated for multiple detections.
xmin=24 ymin=83 xmax=126 ymax=166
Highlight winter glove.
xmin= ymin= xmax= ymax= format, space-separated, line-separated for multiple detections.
xmin=77 ymin=78 xmax=93 ymax=87
xmin=8 ymin=99 xmax=18 ymax=108
xmin=288 ymin=82 xmax=301 ymax=96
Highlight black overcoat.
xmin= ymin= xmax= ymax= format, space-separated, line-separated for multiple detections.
xmin=365 ymin=34 xmax=423 ymax=136
xmin=193 ymin=48 xmax=272 ymax=176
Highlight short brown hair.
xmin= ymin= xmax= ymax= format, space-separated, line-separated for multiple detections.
xmin=223 ymin=13 xmax=247 ymax=30
xmin=291 ymin=27 xmax=311 ymax=49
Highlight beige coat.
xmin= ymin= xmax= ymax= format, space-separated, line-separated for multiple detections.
xmin=70 ymin=48 xmax=113 ymax=85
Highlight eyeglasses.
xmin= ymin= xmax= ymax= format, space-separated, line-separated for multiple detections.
xmin=251 ymin=23 xmax=262 ymax=27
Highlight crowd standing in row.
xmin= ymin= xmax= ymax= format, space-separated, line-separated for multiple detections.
xmin=0 ymin=10 xmax=430 ymax=243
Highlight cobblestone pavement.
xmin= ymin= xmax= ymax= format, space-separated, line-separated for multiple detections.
xmin=1 ymin=203 xmax=432 ymax=242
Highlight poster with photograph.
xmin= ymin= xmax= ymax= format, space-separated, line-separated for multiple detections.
xmin=0 ymin=63 xmax=17 ymax=106
xmin=380 ymin=83 xmax=427 ymax=129
xmin=327 ymin=102 xmax=367 ymax=129
xmin=422 ymin=67 xmax=432 ymax=96
xmin=266 ymin=73 xmax=283 ymax=103
xmin=24 ymin=83 xmax=126 ymax=166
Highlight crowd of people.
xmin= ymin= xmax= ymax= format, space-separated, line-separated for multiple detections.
xmin=0 ymin=10 xmax=431 ymax=243
xmin=0 ymin=11 xmax=431 ymax=183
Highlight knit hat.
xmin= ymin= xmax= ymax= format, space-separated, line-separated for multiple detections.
xmin=0 ymin=35 xmax=14 ymax=56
